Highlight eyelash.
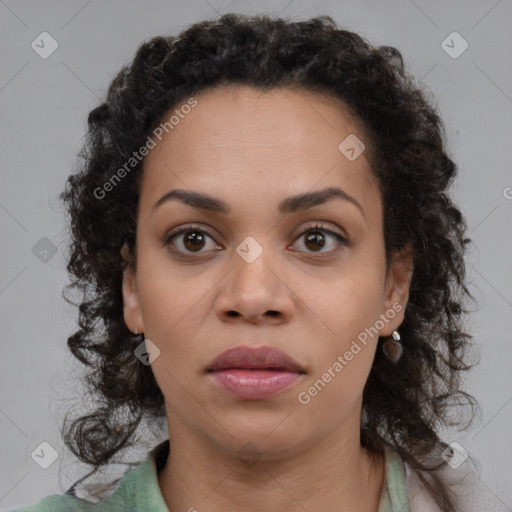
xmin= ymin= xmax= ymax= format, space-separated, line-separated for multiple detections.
xmin=164 ymin=223 xmax=348 ymax=259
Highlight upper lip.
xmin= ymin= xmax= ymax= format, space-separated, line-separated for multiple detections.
xmin=207 ymin=345 xmax=305 ymax=373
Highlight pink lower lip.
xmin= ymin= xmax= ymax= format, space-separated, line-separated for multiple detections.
xmin=209 ymin=369 xmax=302 ymax=400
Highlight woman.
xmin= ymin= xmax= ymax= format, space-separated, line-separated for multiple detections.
xmin=14 ymin=13 xmax=489 ymax=512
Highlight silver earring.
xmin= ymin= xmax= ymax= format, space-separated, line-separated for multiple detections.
xmin=382 ymin=330 xmax=403 ymax=363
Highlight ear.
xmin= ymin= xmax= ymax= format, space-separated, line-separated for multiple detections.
xmin=121 ymin=243 xmax=144 ymax=334
xmin=379 ymin=243 xmax=414 ymax=336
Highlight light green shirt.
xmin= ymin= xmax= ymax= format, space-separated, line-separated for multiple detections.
xmin=12 ymin=441 xmax=410 ymax=511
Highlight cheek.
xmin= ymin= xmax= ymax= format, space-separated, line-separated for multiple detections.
xmin=293 ymin=253 xmax=386 ymax=396
xmin=295 ymin=359 xmax=369 ymax=440
xmin=134 ymin=252 xmax=231 ymax=396
xmin=294 ymin=275 xmax=383 ymax=422
xmin=295 ymin=254 xmax=386 ymax=344
xmin=136 ymin=241 xmax=210 ymax=330
xmin=135 ymin=261 xmax=208 ymax=403
xmin=326 ymin=278 xmax=384 ymax=343
xmin=300 ymin=280 xmax=381 ymax=395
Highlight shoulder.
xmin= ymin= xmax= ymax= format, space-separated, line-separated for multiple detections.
xmin=11 ymin=440 xmax=171 ymax=512
xmin=11 ymin=493 xmax=97 ymax=512
xmin=402 ymin=445 xmax=506 ymax=512
xmin=10 ymin=481 xmax=132 ymax=512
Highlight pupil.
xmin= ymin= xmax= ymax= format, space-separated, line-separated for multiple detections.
xmin=184 ymin=231 xmax=205 ymax=251
xmin=306 ymin=231 xmax=325 ymax=251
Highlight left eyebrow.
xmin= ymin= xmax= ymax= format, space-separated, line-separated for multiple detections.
xmin=151 ymin=186 xmax=365 ymax=220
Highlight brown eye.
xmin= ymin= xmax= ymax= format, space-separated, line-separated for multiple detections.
xmin=291 ymin=223 xmax=348 ymax=256
xmin=164 ymin=224 xmax=221 ymax=255
xmin=304 ymin=231 xmax=327 ymax=252
xmin=182 ymin=230 xmax=206 ymax=252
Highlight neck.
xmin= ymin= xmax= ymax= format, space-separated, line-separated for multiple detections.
xmin=158 ymin=409 xmax=385 ymax=512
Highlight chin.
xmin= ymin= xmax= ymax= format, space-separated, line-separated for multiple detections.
xmin=203 ymin=409 xmax=313 ymax=459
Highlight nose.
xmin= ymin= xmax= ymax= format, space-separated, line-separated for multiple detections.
xmin=213 ymin=241 xmax=295 ymax=326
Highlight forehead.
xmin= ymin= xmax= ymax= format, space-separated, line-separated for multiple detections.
xmin=149 ymin=84 xmax=367 ymax=155
xmin=139 ymin=85 xmax=381 ymax=226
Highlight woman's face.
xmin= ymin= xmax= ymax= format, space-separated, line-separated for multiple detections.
xmin=122 ymin=85 xmax=412 ymax=459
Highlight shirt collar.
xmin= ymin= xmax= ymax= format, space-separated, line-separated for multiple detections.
xmin=111 ymin=439 xmax=409 ymax=512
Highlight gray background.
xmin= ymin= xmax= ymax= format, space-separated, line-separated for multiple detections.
xmin=1 ymin=0 xmax=511 ymax=510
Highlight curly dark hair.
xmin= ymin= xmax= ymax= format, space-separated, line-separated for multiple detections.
xmin=59 ymin=12 xmax=480 ymax=511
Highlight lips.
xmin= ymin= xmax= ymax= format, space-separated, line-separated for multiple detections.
xmin=206 ymin=345 xmax=305 ymax=400
xmin=206 ymin=345 xmax=304 ymax=373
